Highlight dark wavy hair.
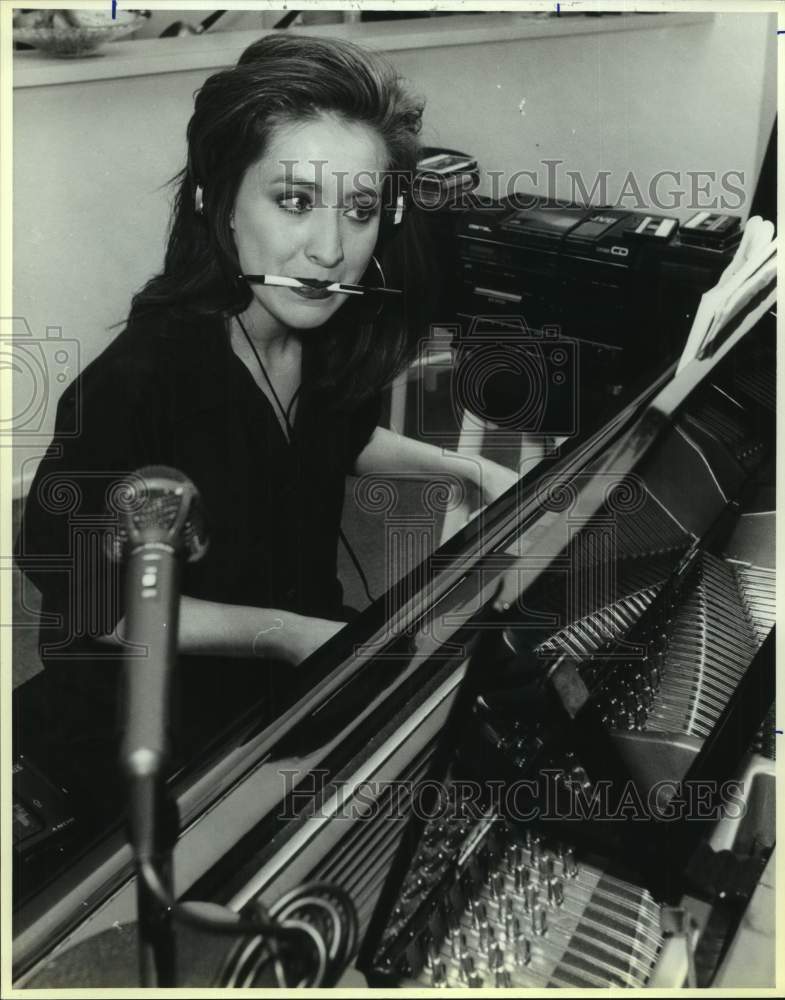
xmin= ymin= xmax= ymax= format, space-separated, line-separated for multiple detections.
xmin=127 ymin=33 xmax=430 ymax=406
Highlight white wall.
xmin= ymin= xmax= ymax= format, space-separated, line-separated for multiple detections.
xmin=394 ymin=12 xmax=776 ymax=213
xmin=11 ymin=12 xmax=776 ymax=490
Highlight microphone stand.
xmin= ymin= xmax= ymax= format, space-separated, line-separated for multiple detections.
xmin=121 ymin=530 xmax=183 ymax=987
xmin=130 ymin=775 xmax=179 ymax=986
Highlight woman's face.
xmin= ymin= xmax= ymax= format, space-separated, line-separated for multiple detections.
xmin=231 ymin=112 xmax=388 ymax=334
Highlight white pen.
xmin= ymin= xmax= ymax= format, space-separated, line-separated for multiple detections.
xmin=240 ymin=273 xmax=402 ymax=296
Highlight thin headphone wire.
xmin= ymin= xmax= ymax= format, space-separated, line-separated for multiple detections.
xmin=236 ymin=313 xmax=299 ymax=442
xmin=234 ymin=314 xmax=376 ymax=607
xmin=339 ymin=526 xmax=376 ymax=606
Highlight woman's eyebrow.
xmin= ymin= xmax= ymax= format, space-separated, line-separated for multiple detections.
xmin=270 ymin=174 xmax=322 ymax=189
xmin=268 ymin=174 xmax=381 ymax=203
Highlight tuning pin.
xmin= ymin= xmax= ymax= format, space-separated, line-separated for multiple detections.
xmin=402 ymin=874 xmax=428 ymax=900
xmin=486 ymin=848 xmax=500 ymax=882
xmin=538 ymin=853 xmax=554 ymax=879
xmin=488 ymin=872 xmax=498 ymax=901
xmin=515 ymin=937 xmax=532 ymax=967
xmin=532 ymin=902 xmax=548 ymax=936
xmin=446 ymin=826 xmax=466 ymax=851
xmin=467 ymin=973 xmax=484 ymax=989
xmin=634 ymin=673 xmax=654 ymax=706
xmin=422 ymin=931 xmax=434 ymax=969
xmin=450 ymin=931 xmax=462 ymax=960
xmin=548 ymin=876 xmax=564 ymax=907
xmin=422 ymin=825 xmax=439 ymax=848
xmin=496 ymin=969 xmax=512 ymax=988
xmin=529 ymin=835 xmax=543 ymax=865
xmin=562 ymin=847 xmax=579 ymax=879
xmin=459 ymin=953 xmax=475 ymax=983
xmin=491 ymin=943 xmax=505 ymax=970
xmin=514 ymin=864 xmax=530 ymax=893
xmin=477 ymin=901 xmax=488 ymax=928
xmin=524 ymin=883 xmax=539 ymax=913
xmin=444 ymin=901 xmax=460 ymax=940
xmin=478 ymin=922 xmax=488 ymax=951
xmin=431 ymin=960 xmax=447 ymax=988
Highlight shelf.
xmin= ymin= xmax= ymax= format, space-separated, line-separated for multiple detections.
xmin=13 ymin=12 xmax=714 ymax=89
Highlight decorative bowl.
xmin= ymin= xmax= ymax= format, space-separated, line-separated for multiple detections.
xmin=13 ymin=15 xmax=145 ymax=58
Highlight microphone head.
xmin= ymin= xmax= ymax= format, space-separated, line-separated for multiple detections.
xmin=108 ymin=465 xmax=209 ymax=563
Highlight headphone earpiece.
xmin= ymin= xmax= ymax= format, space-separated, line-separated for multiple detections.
xmin=393 ymin=193 xmax=405 ymax=226
xmin=378 ymin=191 xmax=407 ymax=244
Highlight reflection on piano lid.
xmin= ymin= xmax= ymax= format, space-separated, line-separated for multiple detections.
xmin=14 ymin=310 xmax=776 ymax=989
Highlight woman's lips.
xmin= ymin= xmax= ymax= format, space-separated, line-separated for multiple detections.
xmin=290 ymin=285 xmax=333 ymax=301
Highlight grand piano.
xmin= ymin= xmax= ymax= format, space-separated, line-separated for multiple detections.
xmin=12 ymin=297 xmax=776 ymax=989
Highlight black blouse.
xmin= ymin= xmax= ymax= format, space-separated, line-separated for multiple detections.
xmin=15 ymin=310 xmax=381 ymax=783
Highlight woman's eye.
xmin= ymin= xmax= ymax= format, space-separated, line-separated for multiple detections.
xmin=278 ymin=194 xmax=312 ymax=215
xmin=345 ymin=201 xmax=379 ymax=223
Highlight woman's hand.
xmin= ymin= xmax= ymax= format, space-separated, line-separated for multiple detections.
xmin=258 ymin=613 xmax=347 ymax=666
xmin=476 ymin=458 xmax=519 ymax=507
xmin=281 ymin=615 xmax=346 ymax=666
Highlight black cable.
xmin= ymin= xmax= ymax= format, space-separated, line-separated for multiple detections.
xmin=235 ymin=314 xmax=299 ymax=444
xmin=138 ymin=861 xmax=357 ymax=986
xmin=339 ymin=526 xmax=376 ymax=606
xmin=235 ymin=314 xmax=377 ymax=607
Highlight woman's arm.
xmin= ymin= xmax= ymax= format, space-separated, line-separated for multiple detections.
xmin=353 ymin=426 xmax=519 ymax=504
xmin=102 ymin=597 xmax=346 ymax=666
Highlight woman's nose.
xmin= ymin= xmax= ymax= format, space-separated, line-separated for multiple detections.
xmin=305 ymin=209 xmax=345 ymax=270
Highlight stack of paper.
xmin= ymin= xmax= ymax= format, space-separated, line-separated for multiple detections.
xmin=676 ymin=216 xmax=776 ymax=375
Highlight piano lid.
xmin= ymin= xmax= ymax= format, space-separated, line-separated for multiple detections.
xmin=13 ymin=307 xmax=776 ymax=980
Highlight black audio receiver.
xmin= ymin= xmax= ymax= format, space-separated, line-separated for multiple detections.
xmin=446 ymin=197 xmax=742 ymax=434
xmin=453 ymin=197 xmax=739 ymax=355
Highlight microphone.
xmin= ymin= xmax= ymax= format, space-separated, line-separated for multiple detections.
xmin=111 ymin=466 xmax=208 ymax=789
xmin=109 ymin=466 xmax=207 ymax=985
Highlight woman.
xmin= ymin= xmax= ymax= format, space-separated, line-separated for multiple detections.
xmin=16 ymin=35 xmax=516 ymax=787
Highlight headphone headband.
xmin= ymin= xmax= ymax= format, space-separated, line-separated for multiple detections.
xmin=193 ymin=185 xmax=406 ymax=227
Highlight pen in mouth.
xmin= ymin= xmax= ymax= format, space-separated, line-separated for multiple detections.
xmin=240 ymin=273 xmax=402 ymax=296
